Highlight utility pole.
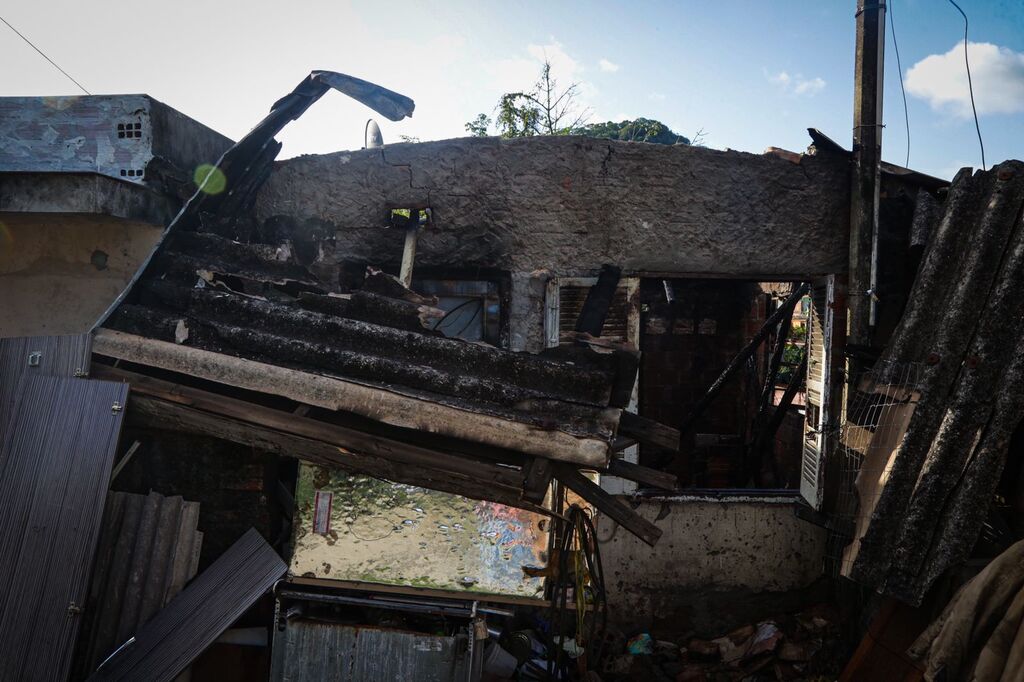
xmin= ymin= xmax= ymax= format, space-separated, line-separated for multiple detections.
xmin=848 ymin=0 xmax=886 ymax=375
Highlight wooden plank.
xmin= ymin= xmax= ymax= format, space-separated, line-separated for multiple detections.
xmin=0 ymin=375 xmax=128 ymax=682
xmin=605 ymin=458 xmax=678 ymax=491
xmin=618 ymin=411 xmax=680 ymax=451
xmin=92 ymin=364 xmax=527 ymax=492
xmin=553 ymin=464 xmax=663 ymax=547
xmin=92 ymin=328 xmax=613 ymax=468
xmin=125 ymin=394 xmax=552 ymax=516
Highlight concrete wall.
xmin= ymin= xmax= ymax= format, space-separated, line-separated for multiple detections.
xmin=0 ymin=214 xmax=161 ymax=337
xmin=256 ymin=136 xmax=850 ymax=350
xmin=597 ymin=499 xmax=828 ymax=635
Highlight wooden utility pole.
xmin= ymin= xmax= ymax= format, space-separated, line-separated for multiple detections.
xmin=848 ymin=0 xmax=886 ymax=371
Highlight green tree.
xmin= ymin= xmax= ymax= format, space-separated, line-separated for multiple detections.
xmin=467 ymin=60 xmax=699 ymax=146
xmin=574 ymin=118 xmax=691 ymax=145
xmin=464 ymin=113 xmax=492 ymax=137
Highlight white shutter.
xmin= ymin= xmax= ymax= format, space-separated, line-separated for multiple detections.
xmin=800 ymin=275 xmax=834 ymax=508
xmin=545 ymin=277 xmax=640 ymax=494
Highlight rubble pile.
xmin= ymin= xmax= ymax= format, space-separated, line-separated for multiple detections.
xmin=602 ymin=605 xmax=844 ymax=681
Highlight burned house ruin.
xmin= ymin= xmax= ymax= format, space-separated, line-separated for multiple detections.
xmin=2 ymin=61 xmax=1023 ymax=681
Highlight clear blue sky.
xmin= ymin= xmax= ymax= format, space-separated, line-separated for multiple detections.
xmin=2 ymin=1 xmax=1022 ymax=179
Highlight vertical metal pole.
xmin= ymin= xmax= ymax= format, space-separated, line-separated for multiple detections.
xmin=849 ymin=0 xmax=886 ymax=370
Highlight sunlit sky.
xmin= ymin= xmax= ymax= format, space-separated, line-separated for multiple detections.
xmin=2 ymin=1 xmax=1022 ymax=179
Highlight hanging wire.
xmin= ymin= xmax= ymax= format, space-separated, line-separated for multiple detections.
xmin=889 ymin=0 xmax=911 ymax=168
xmin=0 ymin=15 xmax=91 ymax=95
xmin=945 ymin=0 xmax=986 ymax=171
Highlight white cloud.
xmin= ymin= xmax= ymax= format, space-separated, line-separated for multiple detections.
xmin=598 ymin=58 xmax=620 ymax=73
xmin=905 ymin=41 xmax=1024 ymax=117
xmin=485 ymin=39 xmax=597 ymax=106
xmin=648 ymin=92 xmax=666 ymax=101
xmin=768 ymin=70 xmax=826 ymax=96
xmin=794 ymin=76 xmax=826 ymax=95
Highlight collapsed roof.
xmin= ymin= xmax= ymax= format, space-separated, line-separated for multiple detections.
xmin=91 ymin=71 xmax=663 ymax=545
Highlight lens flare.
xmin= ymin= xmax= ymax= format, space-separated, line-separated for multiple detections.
xmin=193 ymin=164 xmax=227 ymax=195
xmin=0 ymin=222 xmax=13 ymax=252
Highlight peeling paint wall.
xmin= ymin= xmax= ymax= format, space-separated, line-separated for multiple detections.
xmin=0 ymin=95 xmax=233 ymax=185
xmin=597 ymin=500 xmax=827 ymax=634
xmin=0 ymin=214 xmax=161 ymax=337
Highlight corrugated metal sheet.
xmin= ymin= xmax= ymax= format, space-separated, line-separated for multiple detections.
xmin=847 ymin=161 xmax=1024 ymax=604
xmin=273 ymin=620 xmax=475 ymax=682
xmin=0 ymin=333 xmax=91 ymax=435
xmin=0 ymin=374 xmax=128 ymax=682
xmin=88 ymin=527 xmax=286 ymax=682
xmin=75 ymin=491 xmax=203 ymax=678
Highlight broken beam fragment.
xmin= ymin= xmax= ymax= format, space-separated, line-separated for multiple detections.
xmin=553 ymin=464 xmax=662 ymax=546
xmin=92 ymin=364 xmax=528 ymax=492
xmin=618 ymin=411 xmax=680 ymax=451
xmin=605 ymin=458 xmax=678 ymax=491
xmin=574 ymin=264 xmax=623 ymax=337
xmin=125 ymin=394 xmax=549 ymax=514
xmin=91 ymin=329 xmax=613 ymax=468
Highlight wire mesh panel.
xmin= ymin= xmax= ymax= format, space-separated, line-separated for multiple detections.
xmin=825 ymin=360 xmax=924 ymax=578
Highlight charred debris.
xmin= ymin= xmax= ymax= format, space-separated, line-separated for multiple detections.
xmin=92 ymin=71 xmax=670 ymax=547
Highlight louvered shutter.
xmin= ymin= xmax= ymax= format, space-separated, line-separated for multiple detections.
xmin=801 ymin=276 xmax=834 ymax=508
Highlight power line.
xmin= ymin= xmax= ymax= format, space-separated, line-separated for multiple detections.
xmin=889 ymin=0 xmax=911 ymax=168
xmin=0 ymin=15 xmax=91 ymax=95
xmin=945 ymin=0 xmax=986 ymax=171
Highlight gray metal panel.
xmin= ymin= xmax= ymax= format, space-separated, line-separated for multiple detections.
xmin=275 ymin=620 xmax=472 ymax=682
xmin=0 ymin=333 xmax=91 ymax=436
xmin=75 ymin=491 xmax=203 ymax=678
xmin=0 ymin=374 xmax=128 ymax=682
xmin=88 ymin=527 xmax=286 ymax=682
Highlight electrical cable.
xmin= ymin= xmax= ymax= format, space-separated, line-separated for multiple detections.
xmin=0 ymin=15 xmax=91 ymax=95
xmin=945 ymin=0 xmax=986 ymax=170
xmin=889 ymin=0 xmax=911 ymax=168
xmin=546 ymin=504 xmax=608 ymax=679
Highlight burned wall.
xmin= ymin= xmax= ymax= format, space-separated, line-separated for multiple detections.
xmin=257 ymin=136 xmax=849 ymax=277
xmin=255 ymin=137 xmax=849 ymax=349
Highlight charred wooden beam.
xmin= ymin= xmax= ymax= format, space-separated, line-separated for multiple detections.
xmin=92 ymin=329 xmax=615 ymax=467
xmin=750 ymin=352 xmax=807 ymax=477
xmin=297 ymin=290 xmax=444 ymax=333
xmin=360 ymin=268 xmax=438 ymax=306
xmin=93 ymin=365 xmax=557 ymax=514
xmin=618 ymin=411 xmax=680 ymax=451
xmin=574 ymin=264 xmax=622 ymax=337
xmin=677 ymin=282 xmax=809 ymax=440
xmin=553 ymin=464 xmax=662 ymax=546
xmin=605 ymin=458 xmax=678 ymax=491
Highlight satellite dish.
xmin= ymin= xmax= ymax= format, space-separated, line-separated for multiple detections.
xmin=364 ymin=119 xmax=383 ymax=149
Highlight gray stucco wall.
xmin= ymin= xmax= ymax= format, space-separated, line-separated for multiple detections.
xmin=597 ymin=499 xmax=828 ymax=635
xmin=256 ymin=136 xmax=849 ymax=277
xmin=256 ymin=136 xmax=849 ymax=350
